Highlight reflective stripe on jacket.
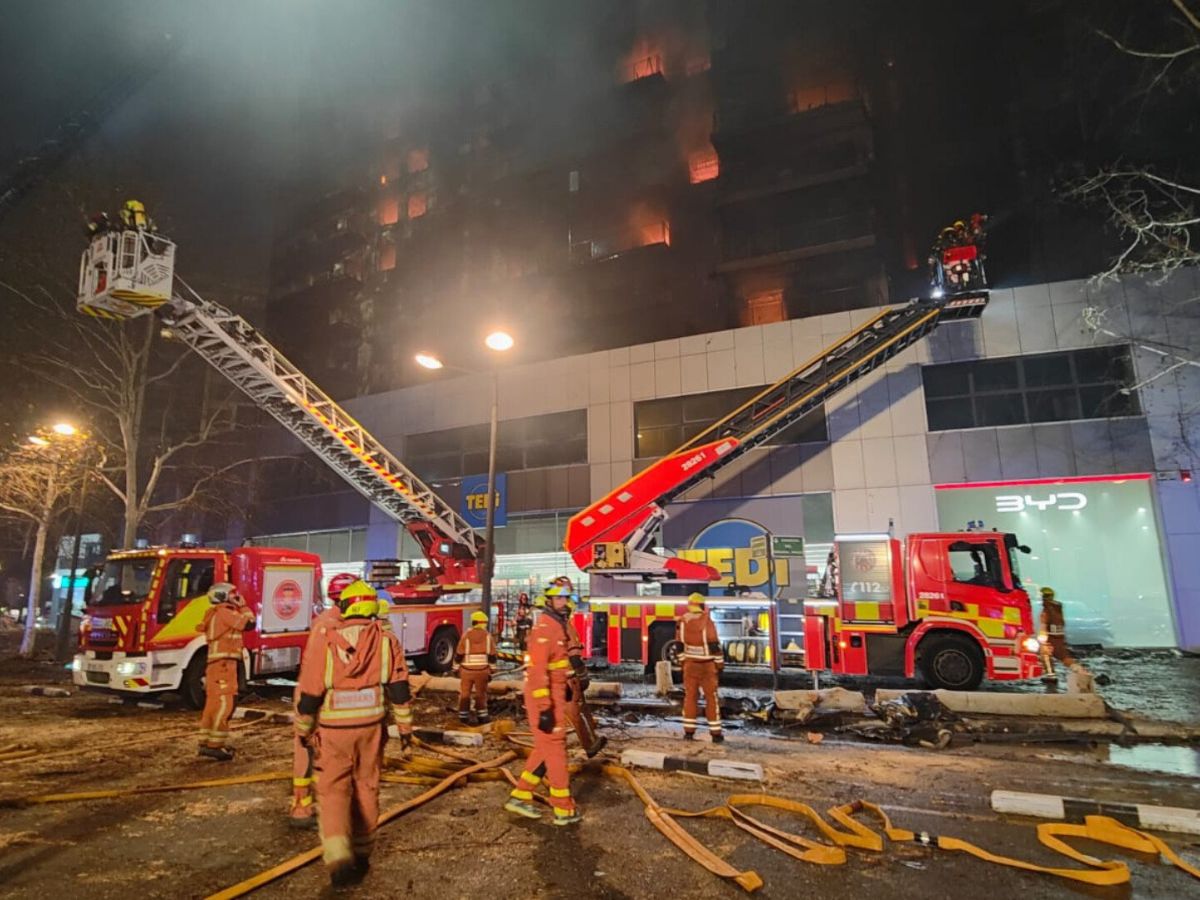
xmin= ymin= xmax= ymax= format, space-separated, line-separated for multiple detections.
xmin=526 ymin=612 xmax=571 ymax=702
xmin=456 ymin=627 xmax=496 ymax=670
xmin=677 ymin=611 xmax=721 ymax=661
xmin=201 ymin=603 xmax=254 ymax=661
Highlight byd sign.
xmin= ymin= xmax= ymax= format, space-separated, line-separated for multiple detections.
xmin=994 ymin=492 xmax=1087 ymax=513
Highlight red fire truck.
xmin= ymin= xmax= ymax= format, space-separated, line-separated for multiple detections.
xmin=74 ymin=546 xmax=321 ymax=707
xmin=73 ymin=229 xmax=487 ymax=701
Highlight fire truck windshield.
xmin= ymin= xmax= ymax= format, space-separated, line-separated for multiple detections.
xmin=1004 ymin=534 xmax=1027 ymax=589
xmin=92 ymin=559 xmax=157 ymax=607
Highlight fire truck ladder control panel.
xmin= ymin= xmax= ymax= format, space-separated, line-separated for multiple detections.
xmin=565 ymin=291 xmax=989 ymax=583
xmin=76 ymin=233 xmax=481 ymax=594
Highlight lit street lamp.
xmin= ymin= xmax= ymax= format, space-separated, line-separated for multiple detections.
xmin=414 ymin=330 xmax=514 ymax=623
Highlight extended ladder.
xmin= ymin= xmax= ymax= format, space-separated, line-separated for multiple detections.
xmin=160 ymin=281 xmax=480 ymax=555
xmin=565 ymin=292 xmax=988 ymax=575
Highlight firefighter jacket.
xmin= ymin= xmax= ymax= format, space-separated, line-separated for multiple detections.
xmin=526 ymin=610 xmax=572 ymax=711
xmin=677 ymin=611 xmax=721 ymax=662
xmin=295 ymin=615 xmax=411 ymax=731
xmin=1040 ymin=601 xmax=1066 ymax=638
xmin=455 ymin=626 xmax=497 ymax=671
xmin=200 ymin=602 xmax=254 ymax=662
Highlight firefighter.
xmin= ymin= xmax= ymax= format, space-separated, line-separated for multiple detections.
xmin=196 ymin=582 xmax=254 ymax=761
xmin=85 ymin=211 xmax=114 ymax=238
xmin=119 ymin=199 xmax=151 ymax=230
xmin=454 ymin=610 xmax=497 ymax=723
xmin=677 ymin=593 xmax=724 ymax=743
xmin=1038 ymin=586 xmax=1087 ymax=683
xmin=562 ymin=591 xmax=606 ymax=757
xmin=288 ymin=579 xmax=354 ymax=828
xmin=294 ymin=578 xmax=413 ymax=887
xmin=504 ymin=586 xmax=581 ymax=825
xmin=514 ymin=592 xmax=532 ymax=650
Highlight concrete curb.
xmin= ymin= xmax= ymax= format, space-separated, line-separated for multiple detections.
xmin=23 ymin=685 xmax=71 ymax=698
xmin=874 ymin=689 xmax=1107 ymax=719
xmin=992 ymin=789 xmax=1200 ymax=836
xmin=620 ymin=749 xmax=763 ymax=781
xmin=418 ymin=676 xmax=621 ymax=700
xmin=400 ymin=726 xmax=484 ymax=747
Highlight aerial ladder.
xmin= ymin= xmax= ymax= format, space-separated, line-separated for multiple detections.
xmin=76 ymin=228 xmax=481 ymax=599
xmin=565 ymin=292 xmax=988 ymax=588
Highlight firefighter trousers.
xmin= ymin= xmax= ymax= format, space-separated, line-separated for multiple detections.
xmin=315 ymin=722 xmax=384 ymax=867
xmin=682 ymin=659 xmax=721 ymax=736
xmin=511 ymin=681 xmax=575 ymax=818
xmin=458 ymin=668 xmax=490 ymax=716
xmin=1041 ymin=636 xmax=1077 ymax=671
xmin=198 ymin=658 xmax=238 ymax=749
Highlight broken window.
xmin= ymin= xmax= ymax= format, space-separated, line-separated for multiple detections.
xmin=688 ymin=148 xmax=719 ymax=184
xmin=407 ymin=148 xmax=429 ymax=173
xmin=407 ymin=192 xmax=428 ymax=219
xmin=377 ymin=195 xmax=399 ymax=226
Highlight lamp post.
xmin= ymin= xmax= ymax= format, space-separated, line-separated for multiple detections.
xmin=414 ymin=330 xmax=514 ymax=624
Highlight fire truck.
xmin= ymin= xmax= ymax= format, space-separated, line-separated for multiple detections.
xmin=72 ymin=228 xmax=486 ymax=703
xmin=564 ymin=228 xmax=1044 ymax=688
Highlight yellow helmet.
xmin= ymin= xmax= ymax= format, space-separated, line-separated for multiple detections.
xmin=1040 ymin=586 xmax=1056 ymax=601
xmin=471 ymin=610 xmax=488 ymax=625
xmin=338 ymin=579 xmax=377 ymax=618
xmin=375 ymin=591 xmax=392 ymax=618
xmin=687 ymin=592 xmax=706 ymax=611
xmin=533 ymin=592 xmax=548 ymax=608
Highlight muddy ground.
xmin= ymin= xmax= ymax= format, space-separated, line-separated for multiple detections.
xmin=1 ymin=647 xmax=1198 ymax=899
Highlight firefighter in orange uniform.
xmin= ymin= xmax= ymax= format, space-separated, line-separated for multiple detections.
xmin=1038 ymin=586 xmax=1088 ymax=683
xmin=454 ymin=610 xmax=497 ymax=723
xmin=288 ymin=579 xmax=352 ymax=828
xmin=504 ymin=586 xmax=581 ymax=825
xmin=678 ymin=593 xmax=724 ymax=743
xmin=196 ymin=582 xmax=254 ymax=760
xmin=294 ymin=579 xmax=413 ymax=886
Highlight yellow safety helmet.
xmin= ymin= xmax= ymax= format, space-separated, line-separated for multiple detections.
xmin=1039 ymin=586 xmax=1057 ymax=602
xmin=687 ymin=592 xmax=706 ymax=611
xmin=338 ymin=578 xmax=377 ymax=618
xmin=533 ymin=594 xmax=547 ymax=608
xmin=375 ymin=591 xmax=392 ymax=618
xmin=471 ymin=610 xmax=488 ymax=625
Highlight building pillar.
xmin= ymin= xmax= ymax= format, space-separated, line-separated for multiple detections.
xmin=365 ymin=505 xmax=401 ymax=561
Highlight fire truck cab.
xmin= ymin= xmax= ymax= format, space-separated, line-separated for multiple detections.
xmin=73 ymin=545 xmax=321 ymax=707
xmin=800 ymin=532 xmax=1043 ymax=689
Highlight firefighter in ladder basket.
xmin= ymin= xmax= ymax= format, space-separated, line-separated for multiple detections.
xmin=293 ymin=579 xmax=413 ymax=886
xmin=678 ymin=593 xmax=724 ymax=743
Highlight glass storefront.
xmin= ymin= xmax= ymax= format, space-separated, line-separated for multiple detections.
xmin=935 ymin=474 xmax=1175 ymax=648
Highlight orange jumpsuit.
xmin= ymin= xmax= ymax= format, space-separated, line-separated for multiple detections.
xmin=197 ymin=601 xmax=253 ymax=751
xmin=1039 ymin=600 xmax=1077 ymax=671
xmin=290 ymin=605 xmax=343 ymax=825
xmin=295 ymin=614 xmax=411 ymax=872
xmin=509 ymin=609 xmax=576 ymax=819
xmin=677 ymin=610 xmax=722 ymax=739
xmin=454 ymin=626 xmax=496 ymax=722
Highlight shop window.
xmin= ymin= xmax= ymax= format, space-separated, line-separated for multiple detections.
xmin=688 ymin=148 xmax=719 ymax=184
xmin=739 ymin=291 xmax=786 ymax=327
xmin=922 ymin=345 xmax=1140 ymax=432
xmin=407 ymin=192 xmax=428 ymax=219
xmin=407 ymin=147 xmax=429 ymax=173
xmin=635 ymin=387 xmax=827 ymax=459
xmin=408 ymin=410 xmax=588 ymax=480
xmin=377 ymin=195 xmax=400 ymax=227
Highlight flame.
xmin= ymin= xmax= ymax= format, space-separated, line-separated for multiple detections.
xmin=688 ymin=146 xmax=719 ymax=184
xmin=628 ymin=202 xmax=670 ymax=248
xmin=739 ymin=290 xmax=786 ymax=326
xmin=377 ymin=195 xmax=399 ymax=226
xmin=378 ymin=241 xmax=396 ymax=272
xmin=621 ymin=39 xmax=663 ymax=82
xmin=407 ymin=192 xmax=427 ymax=219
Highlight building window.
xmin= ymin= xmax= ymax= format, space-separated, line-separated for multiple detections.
xmin=922 ymin=346 xmax=1140 ymax=432
xmin=407 ymin=192 xmax=428 ymax=219
xmin=789 ymin=79 xmax=856 ymax=114
xmin=621 ymin=51 xmax=663 ymax=83
xmin=739 ymin=290 xmax=786 ymax=327
xmin=377 ymin=239 xmax=396 ymax=272
xmin=407 ymin=148 xmax=429 ymax=173
xmin=635 ymin=387 xmax=828 ymax=460
xmin=377 ymin=195 xmax=399 ymax=226
xmin=407 ymin=410 xmax=587 ymax=481
xmin=688 ymin=148 xmax=719 ymax=184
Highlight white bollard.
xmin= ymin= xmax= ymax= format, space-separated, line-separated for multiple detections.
xmin=991 ymin=789 xmax=1200 ymax=836
xmin=620 ymin=748 xmax=763 ymax=781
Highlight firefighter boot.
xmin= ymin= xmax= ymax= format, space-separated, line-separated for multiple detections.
xmin=329 ymin=859 xmax=359 ymax=890
xmin=683 ymin=731 xmax=695 ymax=741
xmin=551 ymin=808 xmax=583 ymax=827
xmin=288 ymin=792 xmax=317 ymax=829
xmin=504 ymin=797 xmax=542 ymax=819
xmin=199 ymin=745 xmax=235 ymax=762
xmin=711 ymin=732 xmax=724 ymax=744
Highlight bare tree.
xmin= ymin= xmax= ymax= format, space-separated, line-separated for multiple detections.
xmin=3 ymin=281 xmax=271 ymax=548
xmin=0 ymin=432 xmax=91 ymax=656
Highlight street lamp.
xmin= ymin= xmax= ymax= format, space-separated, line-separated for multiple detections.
xmin=413 ymin=330 xmax=515 ymax=624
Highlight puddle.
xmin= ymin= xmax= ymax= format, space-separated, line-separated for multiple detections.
xmin=1105 ymin=743 xmax=1200 ymax=778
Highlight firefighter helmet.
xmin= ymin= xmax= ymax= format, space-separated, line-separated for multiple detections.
xmin=687 ymin=592 xmax=706 ymax=611
xmin=209 ymin=582 xmax=236 ymax=604
xmin=471 ymin=610 xmax=488 ymax=625
xmin=338 ymin=578 xmax=378 ymax=618
xmin=1040 ymin=586 xmax=1057 ymax=602
xmin=376 ymin=590 xmax=392 ymax=619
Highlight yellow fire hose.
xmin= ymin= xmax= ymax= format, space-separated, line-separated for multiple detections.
xmin=204 ymin=750 xmax=518 ymax=900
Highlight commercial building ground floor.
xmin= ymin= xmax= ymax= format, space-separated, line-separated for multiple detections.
xmin=232 ymin=273 xmax=1198 ymax=649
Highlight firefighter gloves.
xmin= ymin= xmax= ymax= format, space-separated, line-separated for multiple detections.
xmin=537 ymin=708 xmax=556 ymax=734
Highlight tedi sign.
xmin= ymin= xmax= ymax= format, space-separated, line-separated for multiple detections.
xmin=674 ymin=518 xmax=789 ymax=589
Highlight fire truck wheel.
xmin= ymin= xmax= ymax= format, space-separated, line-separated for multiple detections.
xmin=182 ymin=652 xmax=207 ymax=710
xmin=423 ymin=626 xmax=458 ymax=675
xmin=918 ymin=633 xmax=984 ymax=691
xmin=646 ymin=622 xmax=679 ymax=674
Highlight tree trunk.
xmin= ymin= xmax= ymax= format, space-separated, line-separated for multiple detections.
xmin=19 ymin=470 xmax=56 ymax=658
